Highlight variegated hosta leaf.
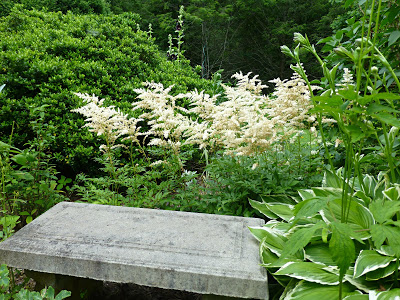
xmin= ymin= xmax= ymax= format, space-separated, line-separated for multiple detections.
xmin=249 ymin=199 xmax=279 ymax=219
xmin=249 ymin=226 xmax=286 ymax=256
xmin=383 ymin=185 xmax=400 ymax=202
xmin=264 ymin=202 xmax=295 ymax=222
xmin=293 ymin=197 xmax=329 ymax=221
xmin=312 ymin=187 xmax=343 ymax=198
xmin=305 ymin=243 xmax=336 ymax=266
xmin=263 ymin=220 xmax=293 ymax=235
xmin=321 ymin=198 xmax=374 ymax=240
xmin=282 ymin=280 xmax=359 ymax=300
xmin=343 ymin=294 xmax=368 ymax=300
xmin=259 ymin=244 xmax=278 ymax=266
xmin=354 ymin=250 xmax=395 ymax=278
xmin=297 ymin=189 xmax=314 ymax=201
xmin=322 ymin=170 xmax=343 ymax=189
xmin=345 ymin=268 xmax=381 ymax=293
xmin=365 ymin=262 xmax=397 ymax=281
xmin=360 ymin=174 xmax=377 ymax=199
xmin=277 ymin=222 xmax=325 ymax=263
xmin=370 ymin=289 xmax=400 ymax=300
xmin=274 ymin=262 xmax=339 ymax=285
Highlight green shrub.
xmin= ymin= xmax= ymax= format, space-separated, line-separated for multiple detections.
xmin=0 ymin=0 xmax=110 ymax=17
xmin=0 ymin=7 xmax=211 ymax=176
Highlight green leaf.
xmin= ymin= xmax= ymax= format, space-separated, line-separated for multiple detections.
xmin=293 ymin=197 xmax=329 ymax=221
xmin=383 ymin=186 xmax=400 ymax=201
xmin=375 ymin=288 xmax=400 ymax=300
xmin=329 ymin=222 xmax=356 ymax=278
xmin=365 ymin=261 xmax=397 ymax=280
xmin=338 ymin=89 xmax=358 ymax=101
xmin=321 ymin=198 xmax=373 ymax=240
xmin=281 ymin=45 xmax=294 ymax=58
xmin=343 ymin=295 xmax=368 ymax=300
xmin=388 ymin=31 xmax=400 ymax=47
xmin=249 ymin=199 xmax=278 ymax=219
xmin=43 ymin=286 xmax=55 ymax=299
xmin=9 ymin=170 xmax=34 ymax=181
xmin=371 ymin=224 xmax=400 ymax=256
xmin=274 ymin=262 xmax=339 ymax=285
xmin=11 ymin=153 xmax=29 ymax=166
xmin=0 ymin=265 xmax=10 ymax=290
xmin=305 ymin=243 xmax=336 ymax=266
xmin=264 ymin=203 xmax=295 ymax=222
xmin=354 ymin=250 xmax=394 ymax=278
xmin=249 ymin=227 xmax=286 ymax=256
xmin=322 ymin=170 xmax=342 ymax=188
xmin=284 ymin=281 xmax=358 ymax=300
xmin=369 ymin=198 xmax=400 ymax=224
xmin=55 ymin=290 xmax=72 ymax=300
xmin=372 ymin=112 xmax=400 ymax=128
xmin=297 ymin=189 xmax=315 ymax=201
xmin=278 ymin=222 xmax=326 ymax=261
xmin=367 ymin=103 xmax=400 ymax=114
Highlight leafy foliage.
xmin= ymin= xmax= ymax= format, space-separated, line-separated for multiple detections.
xmin=0 ymin=7 xmax=211 ymax=176
xmin=250 ymin=170 xmax=400 ymax=298
xmin=0 ymin=264 xmax=71 ymax=300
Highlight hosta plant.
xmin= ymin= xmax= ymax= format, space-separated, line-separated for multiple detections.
xmin=250 ymin=169 xmax=400 ymax=299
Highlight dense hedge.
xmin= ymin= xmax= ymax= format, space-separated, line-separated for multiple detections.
xmin=0 ymin=0 xmax=111 ymax=17
xmin=0 ymin=7 xmax=212 ymax=176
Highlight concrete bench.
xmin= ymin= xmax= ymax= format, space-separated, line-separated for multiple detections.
xmin=0 ymin=202 xmax=268 ymax=299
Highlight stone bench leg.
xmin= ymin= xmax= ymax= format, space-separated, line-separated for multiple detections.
xmin=25 ymin=270 xmax=102 ymax=300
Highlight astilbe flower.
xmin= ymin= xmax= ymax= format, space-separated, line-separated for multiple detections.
xmin=73 ymin=70 xmax=318 ymax=158
xmin=181 ymin=71 xmax=315 ymax=155
xmin=72 ymin=93 xmax=142 ymax=153
xmin=132 ymin=82 xmax=192 ymax=153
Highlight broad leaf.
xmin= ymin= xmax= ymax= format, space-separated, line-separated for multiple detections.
xmin=305 ymin=243 xmax=336 ymax=266
xmin=354 ymin=250 xmax=394 ymax=278
xmin=371 ymin=224 xmax=400 ymax=256
xmin=374 ymin=288 xmax=400 ymax=300
xmin=383 ymin=186 xmax=400 ymax=202
xmin=274 ymin=262 xmax=339 ymax=285
xmin=323 ymin=170 xmax=342 ymax=188
xmin=0 ymin=265 xmax=9 ymax=290
xmin=283 ymin=280 xmax=358 ymax=300
xmin=388 ymin=31 xmax=400 ymax=47
xmin=372 ymin=112 xmax=400 ymax=128
xmin=264 ymin=203 xmax=295 ymax=222
xmin=55 ymin=290 xmax=72 ymax=300
xmin=293 ymin=197 xmax=329 ymax=221
xmin=249 ymin=226 xmax=286 ymax=256
xmin=297 ymin=189 xmax=314 ymax=201
xmin=369 ymin=198 xmax=400 ymax=224
xmin=321 ymin=198 xmax=374 ymax=239
xmin=367 ymin=103 xmax=400 ymax=114
xmin=278 ymin=222 xmax=326 ymax=262
xmin=365 ymin=261 xmax=397 ymax=280
xmin=249 ymin=199 xmax=278 ymax=219
xmin=329 ymin=222 xmax=356 ymax=278
xmin=343 ymin=295 xmax=368 ymax=300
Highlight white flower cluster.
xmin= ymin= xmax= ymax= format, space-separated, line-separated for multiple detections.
xmin=71 ymin=92 xmax=142 ymax=153
xmin=73 ymin=71 xmax=315 ymax=156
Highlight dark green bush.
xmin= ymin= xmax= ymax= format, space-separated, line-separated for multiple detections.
xmin=0 ymin=0 xmax=110 ymax=17
xmin=0 ymin=7 xmax=211 ymax=176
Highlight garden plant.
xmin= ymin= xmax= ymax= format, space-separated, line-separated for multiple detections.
xmin=0 ymin=0 xmax=400 ymax=299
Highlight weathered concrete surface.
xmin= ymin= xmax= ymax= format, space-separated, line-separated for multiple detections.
xmin=0 ymin=202 xmax=268 ymax=299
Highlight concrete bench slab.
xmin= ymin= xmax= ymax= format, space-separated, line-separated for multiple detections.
xmin=0 ymin=202 xmax=268 ymax=299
